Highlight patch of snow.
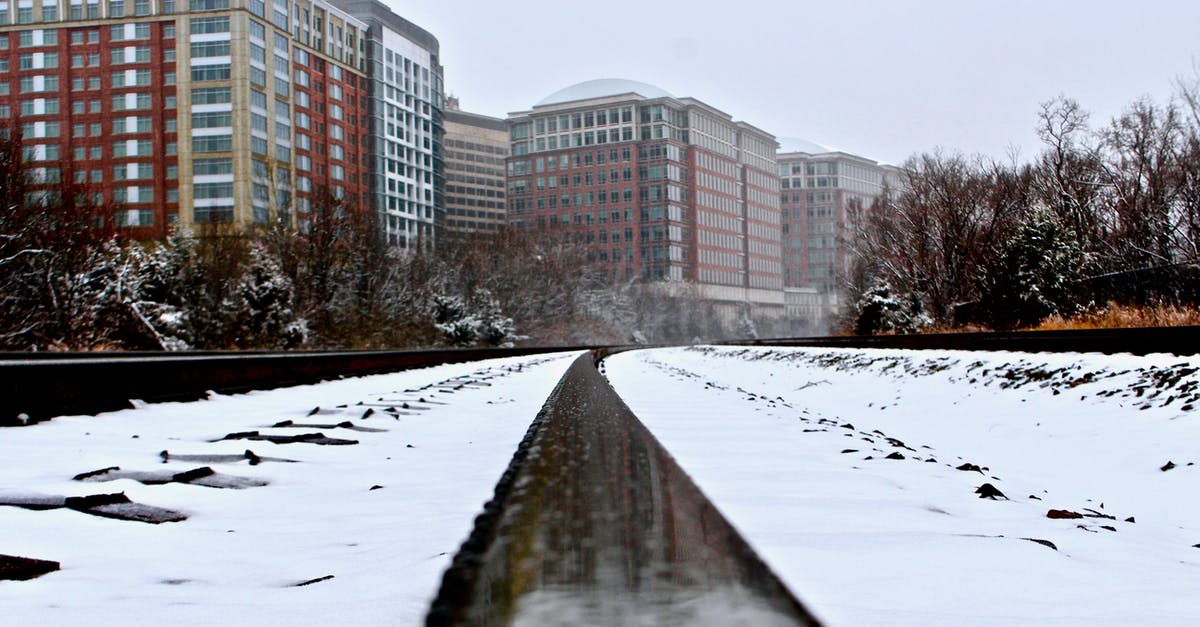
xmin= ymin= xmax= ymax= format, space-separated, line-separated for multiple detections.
xmin=0 ymin=352 xmax=579 ymax=625
xmin=605 ymin=346 xmax=1200 ymax=626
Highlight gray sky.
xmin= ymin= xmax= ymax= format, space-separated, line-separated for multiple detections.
xmin=388 ymin=0 xmax=1200 ymax=165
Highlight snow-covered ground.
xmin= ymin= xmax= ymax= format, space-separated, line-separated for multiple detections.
xmin=0 ymin=352 xmax=579 ymax=626
xmin=604 ymin=346 xmax=1200 ymax=626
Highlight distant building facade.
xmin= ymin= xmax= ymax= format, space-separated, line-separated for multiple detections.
xmin=506 ymin=78 xmax=784 ymax=315
xmin=777 ymin=140 xmax=900 ymax=307
xmin=0 ymin=0 xmax=441 ymax=250
xmin=336 ymin=0 xmax=443 ymax=249
xmin=441 ymin=96 xmax=506 ymax=237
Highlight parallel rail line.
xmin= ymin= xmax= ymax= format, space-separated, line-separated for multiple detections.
xmin=4 ymin=326 xmax=1196 ymax=425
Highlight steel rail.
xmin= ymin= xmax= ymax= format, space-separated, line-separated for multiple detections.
xmin=426 ymin=350 xmax=820 ymax=626
xmin=0 ymin=345 xmax=593 ymax=425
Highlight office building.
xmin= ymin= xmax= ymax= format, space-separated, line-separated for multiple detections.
xmin=441 ymin=96 xmax=505 ymax=237
xmin=778 ymin=139 xmax=900 ymax=300
xmin=506 ymin=78 xmax=783 ymax=314
xmin=0 ymin=0 xmax=441 ymax=250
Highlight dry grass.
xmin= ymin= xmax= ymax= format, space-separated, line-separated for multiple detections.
xmin=1034 ymin=303 xmax=1200 ymax=331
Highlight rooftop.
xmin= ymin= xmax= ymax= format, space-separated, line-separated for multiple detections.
xmin=535 ymin=79 xmax=673 ymax=107
xmin=777 ymin=137 xmax=837 ymax=154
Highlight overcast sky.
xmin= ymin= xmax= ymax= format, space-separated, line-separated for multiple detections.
xmin=387 ymin=0 xmax=1200 ymax=165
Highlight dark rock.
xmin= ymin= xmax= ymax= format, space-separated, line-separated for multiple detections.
xmin=406 ymin=444 xmax=415 ymax=449
xmin=840 ymin=423 xmax=854 ymax=429
xmin=307 ymin=407 xmax=320 ymax=416
xmin=172 ymin=467 xmax=216 ymax=483
xmin=1100 ymin=525 xmax=1117 ymax=532
xmin=73 ymin=466 xmax=120 ymax=481
xmin=885 ymin=452 xmax=905 ymax=460
xmin=976 ymin=483 xmax=1007 ymax=500
xmin=1029 ymin=495 xmax=1042 ymax=500
xmin=272 ymin=420 xmax=295 ymax=428
xmin=1021 ymin=538 xmax=1058 ymax=551
xmin=362 ymin=408 xmax=375 ymax=419
xmin=956 ymin=463 xmax=983 ymax=473
xmin=65 ymin=492 xmax=131 ymax=510
xmin=840 ymin=449 xmax=858 ymax=454
xmin=369 ymin=485 xmax=384 ymax=491
xmin=1047 ymin=509 xmax=1084 ymax=519
xmin=1161 ymin=461 xmax=1176 ymax=471
xmin=220 ymin=431 xmax=260 ymax=441
xmin=0 ymin=554 xmax=60 ymax=581
xmin=291 ymin=575 xmax=334 ymax=587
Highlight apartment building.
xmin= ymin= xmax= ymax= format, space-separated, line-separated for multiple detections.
xmin=0 ymin=0 xmax=440 ymax=249
xmin=777 ymin=139 xmax=900 ymax=298
xmin=506 ymin=78 xmax=784 ymax=313
xmin=441 ymin=96 xmax=505 ymax=238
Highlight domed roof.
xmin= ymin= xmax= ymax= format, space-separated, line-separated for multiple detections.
xmin=777 ymin=137 xmax=838 ymax=154
xmin=535 ymin=79 xmax=673 ymax=107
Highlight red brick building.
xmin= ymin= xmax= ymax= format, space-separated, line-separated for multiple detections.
xmin=0 ymin=0 xmax=440 ymax=248
xmin=506 ymin=79 xmax=784 ymax=315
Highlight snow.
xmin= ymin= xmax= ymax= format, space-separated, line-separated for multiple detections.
xmin=0 ymin=352 xmax=579 ymax=626
xmin=6 ymin=344 xmax=1199 ymax=625
xmin=603 ymin=346 xmax=1200 ymax=626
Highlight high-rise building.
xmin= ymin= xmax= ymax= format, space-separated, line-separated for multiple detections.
xmin=0 ymin=0 xmax=441 ymax=250
xmin=441 ymin=96 xmax=506 ymax=238
xmin=506 ymin=79 xmax=783 ymax=314
xmin=777 ymin=139 xmax=901 ymax=298
xmin=334 ymin=0 xmax=442 ymax=249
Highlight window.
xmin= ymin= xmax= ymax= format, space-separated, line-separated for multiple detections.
xmin=189 ymin=0 xmax=229 ymax=10
xmin=108 ymin=0 xmax=124 ymax=18
xmin=111 ymin=69 xmax=151 ymax=87
xmin=191 ymin=86 xmax=230 ymax=105
xmin=194 ymin=205 xmax=233 ymax=224
xmin=193 ymin=135 xmax=232 ymax=152
xmin=189 ymin=15 xmax=229 ymax=34
xmin=191 ymin=65 xmax=231 ymax=82
xmin=192 ymin=111 xmax=232 ymax=128
xmin=194 ymin=181 xmax=233 ymax=198
xmin=193 ymin=158 xmax=232 ymax=175
xmin=111 ymin=140 xmax=152 ymax=157
xmin=191 ymin=40 xmax=230 ymax=58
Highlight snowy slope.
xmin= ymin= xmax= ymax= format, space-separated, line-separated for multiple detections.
xmin=0 ymin=352 xmax=578 ymax=626
xmin=604 ymin=346 xmax=1200 ymax=626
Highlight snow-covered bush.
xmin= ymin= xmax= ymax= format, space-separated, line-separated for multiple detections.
xmin=979 ymin=208 xmax=1085 ymax=330
xmin=430 ymin=289 xmax=520 ymax=347
xmin=853 ymin=280 xmax=930 ymax=335
xmin=232 ymin=242 xmax=307 ymax=348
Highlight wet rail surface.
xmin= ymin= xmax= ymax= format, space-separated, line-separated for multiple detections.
xmin=426 ymin=351 xmax=820 ymax=626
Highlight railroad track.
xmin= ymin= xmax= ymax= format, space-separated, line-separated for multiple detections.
xmin=3 ymin=326 xmax=1197 ymax=623
xmin=5 ymin=326 xmax=1196 ymax=425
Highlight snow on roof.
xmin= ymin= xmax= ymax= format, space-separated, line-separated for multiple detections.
xmin=535 ymin=79 xmax=673 ymax=107
xmin=777 ymin=137 xmax=838 ymax=154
